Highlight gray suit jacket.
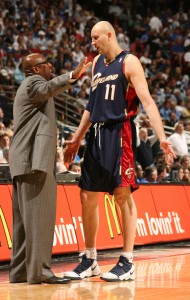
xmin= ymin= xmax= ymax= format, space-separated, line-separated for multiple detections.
xmin=9 ymin=73 xmax=72 ymax=178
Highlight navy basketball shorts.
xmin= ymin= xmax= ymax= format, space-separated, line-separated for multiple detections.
xmin=78 ymin=120 xmax=139 ymax=195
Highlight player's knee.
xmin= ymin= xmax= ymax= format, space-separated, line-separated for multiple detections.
xmin=114 ymin=195 xmax=126 ymax=207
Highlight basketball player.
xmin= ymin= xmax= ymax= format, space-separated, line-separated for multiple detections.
xmin=64 ymin=21 xmax=176 ymax=282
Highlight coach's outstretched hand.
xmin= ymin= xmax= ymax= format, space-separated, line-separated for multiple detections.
xmin=72 ymin=57 xmax=92 ymax=79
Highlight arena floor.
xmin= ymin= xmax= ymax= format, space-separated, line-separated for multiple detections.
xmin=0 ymin=242 xmax=190 ymax=300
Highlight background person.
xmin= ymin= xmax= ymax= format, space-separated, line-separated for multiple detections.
xmin=136 ymin=126 xmax=158 ymax=170
xmin=168 ymin=121 xmax=188 ymax=156
xmin=68 ymin=162 xmax=81 ymax=174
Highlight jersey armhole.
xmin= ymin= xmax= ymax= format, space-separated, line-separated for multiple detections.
xmin=123 ymin=54 xmax=134 ymax=88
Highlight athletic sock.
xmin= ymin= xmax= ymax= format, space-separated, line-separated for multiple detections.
xmin=85 ymin=248 xmax=97 ymax=259
xmin=121 ymin=252 xmax=133 ymax=263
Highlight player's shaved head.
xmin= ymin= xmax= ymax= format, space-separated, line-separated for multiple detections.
xmin=92 ymin=21 xmax=115 ymax=34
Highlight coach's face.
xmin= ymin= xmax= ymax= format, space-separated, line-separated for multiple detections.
xmin=22 ymin=53 xmax=54 ymax=81
xmin=31 ymin=54 xmax=54 ymax=81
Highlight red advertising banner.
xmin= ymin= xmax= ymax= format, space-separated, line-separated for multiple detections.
xmin=132 ymin=185 xmax=160 ymax=245
xmin=0 ymin=185 xmax=12 ymax=261
xmin=184 ymin=186 xmax=190 ymax=208
xmin=53 ymin=185 xmax=78 ymax=254
xmin=1 ymin=183 xmax=190 ymax=262
xmin=149 ymin=185 xmax=190 ymax=242
xmin=62 ymin=185 xmax=84 ymax=252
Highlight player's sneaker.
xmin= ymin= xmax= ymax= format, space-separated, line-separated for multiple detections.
xmin=64 ymin=254 xmax=101 ymax=280
xmin=100 ymin=255 xmax=135 ymax=282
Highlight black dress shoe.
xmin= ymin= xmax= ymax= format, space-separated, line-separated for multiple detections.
xmin=42 ymin=275 xmax=71 ymax=284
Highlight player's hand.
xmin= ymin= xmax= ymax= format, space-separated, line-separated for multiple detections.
xmin=64 ymin=139 xmax=80 ymax=164
xmin=160 ymin=140 xmax=176 ymax=164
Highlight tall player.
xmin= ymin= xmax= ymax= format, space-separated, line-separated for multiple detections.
xmin=64 ymin=21 xmax=176 ymax=282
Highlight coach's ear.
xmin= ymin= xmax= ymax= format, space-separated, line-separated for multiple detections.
xmin=32 ymin=66 xmax=40 ymax=74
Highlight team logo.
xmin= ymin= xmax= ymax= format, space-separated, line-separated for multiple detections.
xmin=92 ymin=73 xmax=118 ymax=91
xmin=93 ymin=72 xmax=102 ymax=81
xmin=125 ymin=167 xmax=133 ymax=179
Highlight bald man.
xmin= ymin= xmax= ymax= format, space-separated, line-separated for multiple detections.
xmin=64 ymin=21 xmax=176 ymax=282
xmin=9 ymin=53 xmax=91 ymax=284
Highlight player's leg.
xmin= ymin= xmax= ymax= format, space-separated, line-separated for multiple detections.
xmin=101 ymin=186 xmax=137 ymax=282
xmin=64 ymin=190 xmax=100 ymax=279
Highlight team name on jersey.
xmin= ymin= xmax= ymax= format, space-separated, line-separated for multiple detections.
xmin=92 ymin=72 xmax=118 ymax=91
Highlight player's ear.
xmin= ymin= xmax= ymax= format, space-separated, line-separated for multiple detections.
xmin=107 ymin=32 xmax=112 ymax=39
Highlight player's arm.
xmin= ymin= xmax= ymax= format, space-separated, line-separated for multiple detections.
xmin=124 ymin=54 xmax=176 ymax=162
xmin=64 ymin=110 xmax=91 ymax=163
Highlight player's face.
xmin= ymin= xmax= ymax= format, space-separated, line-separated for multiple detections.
xmin=91 ymin=29 xmax=108 ymax=54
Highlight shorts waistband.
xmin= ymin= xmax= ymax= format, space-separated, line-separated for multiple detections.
xmin=92 ymin=120 xmax=123 ymax=127
xmin=92 ymin=120 xmax=131 ymax=130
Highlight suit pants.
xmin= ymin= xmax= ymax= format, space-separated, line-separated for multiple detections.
xmin=9 ymin=171 xmax=56 ymax=284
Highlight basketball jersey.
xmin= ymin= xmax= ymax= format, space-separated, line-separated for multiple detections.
xmin=86 ymin=51 xmax=139 ymax=123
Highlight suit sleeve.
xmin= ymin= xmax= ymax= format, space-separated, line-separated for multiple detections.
xmin=27 ymin=74 xmax=73 ymax=102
